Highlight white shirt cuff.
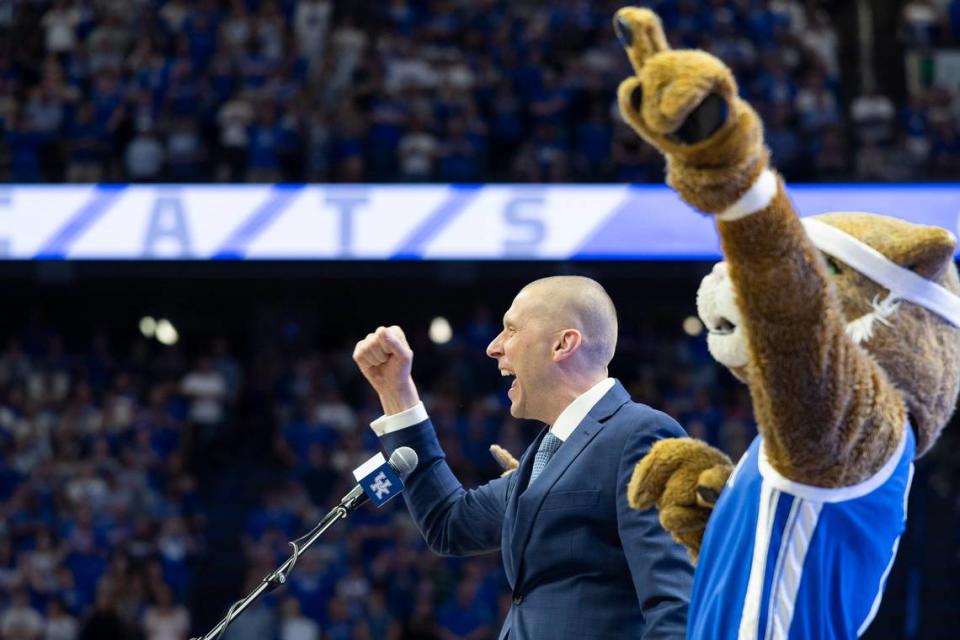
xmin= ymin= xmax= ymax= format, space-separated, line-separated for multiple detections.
xmin=370 ymin=402 xmax=429 ymax=436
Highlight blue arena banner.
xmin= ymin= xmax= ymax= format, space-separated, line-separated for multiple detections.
xmin=0 ymin=184 xmax=957 ymax=260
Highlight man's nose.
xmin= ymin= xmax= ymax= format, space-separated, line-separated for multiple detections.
xmin=487 ymin=333 xmax=503 ymax=358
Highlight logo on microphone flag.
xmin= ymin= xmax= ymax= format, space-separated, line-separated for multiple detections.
xmin=352 ymin=453 xmax=403 ymax=508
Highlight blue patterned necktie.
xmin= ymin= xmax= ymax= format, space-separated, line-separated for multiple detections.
xmin=528 ymin=432 xmax=563 ymax=486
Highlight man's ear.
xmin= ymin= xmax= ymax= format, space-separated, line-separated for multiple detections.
xmin=553 ymin=329 xmax=582 ymax=362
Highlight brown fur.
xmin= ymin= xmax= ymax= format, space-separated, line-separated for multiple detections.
xmin=814 ymin=213 xmax=960 ymax=456
xmin=490 ymin=444 xmax=520 ymax=477
xmin=614 ymin=8 xmax=767 ymax=213
xmin=615 ymin=7 xmax=960 ymax=559
xmin=718 ymin=191 xmax=907 ymax=486
xmin=628 ymin=438 xmax=731 ymax=562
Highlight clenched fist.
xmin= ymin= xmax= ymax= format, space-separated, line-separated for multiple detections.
xmin=353 ymin=325 xmax=421 ymax=414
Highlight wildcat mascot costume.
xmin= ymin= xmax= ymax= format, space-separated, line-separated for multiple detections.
xmin=612 ymin=7 xmax=960 ymax=639
xmin=489 ymin=8 xmax=960 ymax=637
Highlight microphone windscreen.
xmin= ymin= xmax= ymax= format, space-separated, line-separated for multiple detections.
xmin=389 ymin=447 xmax=419 ymax=476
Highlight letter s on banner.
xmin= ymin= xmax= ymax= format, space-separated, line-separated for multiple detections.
xmin=503 ymin=195 xmax=545 ymax=257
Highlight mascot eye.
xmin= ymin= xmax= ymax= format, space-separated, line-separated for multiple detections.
xmin=825 ymin=256 xmax=842 ymax=276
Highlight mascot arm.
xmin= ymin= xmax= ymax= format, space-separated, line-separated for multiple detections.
xmin=614 ymin=8 xmax=904 ymax=487
xmin=716 ymin=196 xmax=905 ymax=486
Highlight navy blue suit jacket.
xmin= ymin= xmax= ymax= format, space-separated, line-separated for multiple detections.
xmin=379 ymin=380 xmax=693 ymax=639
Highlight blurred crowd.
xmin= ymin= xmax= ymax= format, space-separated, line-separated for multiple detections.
xmin=902 ymin=0 xmax=960 ymax=46
xmin=0 ymin=331 xmax=218 ymax=640
xmin=0 ymin=306 xmax=759 ymax=639
xmin=1 ymin=0 xmax=958 ymax=185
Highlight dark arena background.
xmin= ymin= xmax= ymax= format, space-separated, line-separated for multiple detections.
xmin=0 ymin=1 xmax=959 ymax=640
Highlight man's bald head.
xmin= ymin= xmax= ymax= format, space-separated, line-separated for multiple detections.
xmin=518 ymin=276 xmax=619 ymax=370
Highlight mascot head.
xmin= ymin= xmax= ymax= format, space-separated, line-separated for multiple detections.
xmin=697 ymin=212 xmax=960 ymax=456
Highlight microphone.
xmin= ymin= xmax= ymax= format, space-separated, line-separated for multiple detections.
xmin=389 ymin=447 xmax=419 ymax=475
xmin=188 ymin=447 xmax=420 ymax=640
xmin=339 ymin=447 xmax=419 ymax=511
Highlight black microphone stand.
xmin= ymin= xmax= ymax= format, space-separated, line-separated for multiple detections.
xmin=189 ymin=490 xmax=367 ymax=640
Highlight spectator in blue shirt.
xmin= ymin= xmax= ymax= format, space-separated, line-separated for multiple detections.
xmin=183 ymin=6 xmax=219 ymax=70
xmin=366 ymin=92 xmax=408 ymax=180
xmin=165 ymin=116 xmax=207 ymax=182
xmin=6 ymin=115 xmax=45 ymax=183
xmin=765 ymin=104 xmax=803 ymax=176
xmin=247 ymin=107 xmax=282 ymax=182
xmin=324 ymin=596 xmax=354 ymax=640
xmin=575 ymin=104 xmax=614 ymax=178
xmin=437 ymin=117 xmax=480 ymax=183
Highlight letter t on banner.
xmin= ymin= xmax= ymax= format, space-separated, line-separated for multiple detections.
xmin=352 ymin=453 xmax=404 ymax=507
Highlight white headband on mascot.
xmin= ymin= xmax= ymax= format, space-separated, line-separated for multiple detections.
xmin=802 ymin=217 xmax=960 ymax=329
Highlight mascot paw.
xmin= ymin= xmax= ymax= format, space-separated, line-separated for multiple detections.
xmin=628 ymin=438 xmax=733 ymax=563
xmin=614 ymin=8 xmax=734 ymax=146
xmin=490 ymin=444 xmax=520 ymax=477
xmin=613 ymin=7 xmax=768 ymax=213
xmin=696 ymin=463 xmax=732 ymax=508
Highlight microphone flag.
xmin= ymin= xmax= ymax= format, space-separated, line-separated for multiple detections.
xmin=352 ymin=453 xmax=404 ymax=507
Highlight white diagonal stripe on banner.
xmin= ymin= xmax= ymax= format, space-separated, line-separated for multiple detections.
xmin=422 ymin=185 xmax=628 ymax=259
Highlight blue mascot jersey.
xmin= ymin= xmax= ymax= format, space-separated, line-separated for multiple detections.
xmin=688 ymin=424 xmax=915 ymax=640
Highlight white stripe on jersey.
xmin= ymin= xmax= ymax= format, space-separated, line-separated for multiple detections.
xmin=763 ymin=499 xmax=801 ymax=640
xmin=739 ymin=482 xmax=780 ymax=640
xmin=766 ymin=500 xmax=822 ymax=639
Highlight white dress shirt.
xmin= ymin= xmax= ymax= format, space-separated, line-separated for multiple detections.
xmin=370 ymin=378 xmax=616 ymax=442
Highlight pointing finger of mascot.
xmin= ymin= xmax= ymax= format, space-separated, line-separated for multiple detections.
xmin=613 ymin=7 xmax=669 ymax=74
xmin=613 ymin=7 xmax=668 ymax=146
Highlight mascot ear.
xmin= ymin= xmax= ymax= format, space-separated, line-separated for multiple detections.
xmin=891 ymin=226 xmax=957 ymax=281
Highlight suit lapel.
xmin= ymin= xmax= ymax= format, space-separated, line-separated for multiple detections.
xmin=502 ymin=427 xmax=545 ymax=587
xmin=506 ymin=380 xmax=632 ymax=585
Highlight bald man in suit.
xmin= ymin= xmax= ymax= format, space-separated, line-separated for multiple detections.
xmin=353 ymin=276 xmax=692 ymax=639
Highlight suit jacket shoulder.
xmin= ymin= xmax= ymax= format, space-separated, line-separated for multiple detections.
xmin=590 ymin=381 xmax=687 ymax=448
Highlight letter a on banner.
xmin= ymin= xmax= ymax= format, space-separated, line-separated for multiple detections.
xmin=143 ymin=194 xmax=193 ymax=258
